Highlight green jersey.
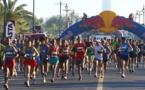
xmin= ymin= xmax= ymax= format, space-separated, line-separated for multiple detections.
xmin=112 ymin=41 xmax=119 ymax=50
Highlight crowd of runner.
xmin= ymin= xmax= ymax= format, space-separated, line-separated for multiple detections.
xmin=0 ymin=35 xmax=144 ymax=90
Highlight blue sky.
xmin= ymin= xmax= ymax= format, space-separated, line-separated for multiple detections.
xmin=16 ymin=0 xmax=145 ymax=23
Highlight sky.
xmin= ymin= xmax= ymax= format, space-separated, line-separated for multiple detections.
xmin=16 ymin=0 xmax=145 ymax=23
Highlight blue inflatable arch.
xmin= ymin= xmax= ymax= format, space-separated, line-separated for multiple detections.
xmin=60 ymin=16 xmax=145 ymax=40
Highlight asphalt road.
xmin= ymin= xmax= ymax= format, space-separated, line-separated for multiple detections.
xmin=0 ymin=63 xmax=145 ymax=90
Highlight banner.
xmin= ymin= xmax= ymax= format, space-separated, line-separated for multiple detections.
xmin=34 ymin=26 xmax=41 ymax=33
xmin=5 ymin=20 xmax=15 ymax=40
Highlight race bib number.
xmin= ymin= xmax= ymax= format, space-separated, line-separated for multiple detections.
xmin=77 ymin=47 xmax=83 ymax=52
xmin=6 ymin=52 xmax=13 ymax=57
xmin=63 ymin=50 xmax=68 ymax=54
xmin=52 ymin=52 xmax=57 ymax=57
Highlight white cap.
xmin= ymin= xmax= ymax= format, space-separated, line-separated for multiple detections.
xmin=97 ymin=39 xmax=101 ymax=42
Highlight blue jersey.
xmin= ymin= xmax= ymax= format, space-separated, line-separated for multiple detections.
xmin=25 ymin=47 xmax=33 ymax=59
xmin=5 ymin=46 xmax=14 ymax=60
xmin=40 ymin=44 xmax=48 ymax=59
xmin=120 ymin=43 xmax=129 ymax=55
xmin=103 ymin=44 xmax=109 ymax=60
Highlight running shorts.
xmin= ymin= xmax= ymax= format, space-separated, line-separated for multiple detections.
xmin=75 ymin=59 xmax=84 ymax=66
xmin=86 ymin=52 xmax=93 ymax=59
xmin=49 ymin=57 xmax=59 ymax=64
xmin=23 ymin=59 xmax=37 ymax=68
xmin=59 ymin=56 xmax=69 ymax=63
xmin=120 ymin=55 xmax=128 ymax=61
xmin=4 ymin=59 xmax=16 ymax=68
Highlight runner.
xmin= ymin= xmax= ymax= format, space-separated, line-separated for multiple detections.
xmin=59 ymin=39 xmax=70 ymax=79
xmin=74 ymin=36 xmax=86 ymax=80
xmin=39 ymin=37 xmax=49 ymax=83
xmin=34 ymin=39 xmax=41 ymax=78
xmin=119 ymin=37 xmax=133 ymax=78
xmin=112 ymin=37 xmax=119 ymax=67
xmin=23 ymin=39 xmax=39 ymax=87
xmin=85 ymin=35 xmax=94 ymax=75
xmin=129 ymin=40 xmax=140 ymax=72
xmin=49 ymin=39 xmax=59 ymax=83
xmin=70 ymin=37 xmax=76 ymax=76
xmin=102 ymin=40 xmax=111 ymax=71
xmin=3 ymin=37 xmax=18 ymax=90
xmin=94 ymin=39 xmax=105 ymax=78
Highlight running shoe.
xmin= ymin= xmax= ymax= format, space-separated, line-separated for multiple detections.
xmin=94 ymin=74 xmax=98 ymax=78
xmin=42 ymin=78 xmax=46 ymax=83
xmin=51 ymin=79 xmax=54 ymax=83
xmin=121 ymin=74 xmax=125 ymax=78
xmin=64 ymin=76 xmax=67 ymax=80
xmin=132 ymin=69 xmax=135 ymax=72
xmin=72 ymin=72 xmax=75 ymax=76
xmin=4 ymin=84 xmax=9 ymax=90
xmin=78 ymin=76 xmax=82 ymax=81
xmin=61 ymin=75 xmax=64 ymax=79
xmin=24 ymin=81 xmax=30 ymax=87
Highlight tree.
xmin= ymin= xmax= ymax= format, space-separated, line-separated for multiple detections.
xmin=0 ymin=0 xmax=32 ymax=33
xmin=44 ymin=15 xmax=66 ymax=33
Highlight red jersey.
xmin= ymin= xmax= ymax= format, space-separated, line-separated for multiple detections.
xmin=75 ymin=43 xmax=85 ymax=59
xmin=61 ymin=46 xmax=69 ymax=57
xmin=50 ymin=46 xmax=59 ymax=57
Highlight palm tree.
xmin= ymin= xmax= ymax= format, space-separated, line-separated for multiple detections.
xmin=0 ymin=0 xmax=32 ymax=33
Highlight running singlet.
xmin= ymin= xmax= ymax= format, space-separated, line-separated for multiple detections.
xmin=50 ymin=46 xmax=59 ymax=57
xmin=112 ymin=41 xmax=119 ymax=50
xmin=25 ymin=47 xmax=33 ymax=59
xmin=61 ymin=46 xmax=69 ymax=57
xmin=75 ymin=43 xmax=85 ymax=59
xmin=85 ymin=42 xmax=93 ymax=52
xmin=103 ymin=44 xmax=109 ymax=60
xmin=120 ymin=43 xmax=129 ymax=55
xmin=40 ymin=44 xmax=48 ymax=59
xmin=5 ymin=46 xmax=14 ymax=60
xmin=94 ymin=45 xmax=103 ymax=60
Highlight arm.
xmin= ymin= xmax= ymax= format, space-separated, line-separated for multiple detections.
xmin=32 ymin=47 xmax=39 ymax=57
xmin=12 ymin=46 xmax=19 ymax=59
xmin=128 ymin=43 xmax=133 ymax=51
xmin=107 ymin=45 xmax=112 ymax=56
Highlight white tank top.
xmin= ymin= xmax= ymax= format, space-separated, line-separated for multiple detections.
xmin=94 ymin=45 xmax=102 ymax=60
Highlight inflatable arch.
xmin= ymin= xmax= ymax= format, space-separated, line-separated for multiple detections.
xmin=60 ymin=11 xmax=145 ymax=40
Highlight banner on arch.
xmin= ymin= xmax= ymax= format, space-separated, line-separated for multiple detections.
xmin=5 ymin=20 xmax=15 ymax=40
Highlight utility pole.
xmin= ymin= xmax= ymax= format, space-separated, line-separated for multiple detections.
xmin=33 ymin=0 xmax=35 ymax=33
xmin=63 ymin=4 xmax=73 ymax=29
xmin=55 ymin=1 xmax=66 ymax=37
